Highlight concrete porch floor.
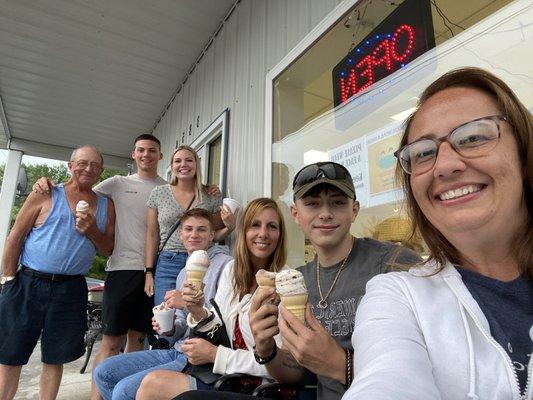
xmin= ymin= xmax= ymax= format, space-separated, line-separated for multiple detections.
xmin=16 ymin=340 xmax=101 ymax=399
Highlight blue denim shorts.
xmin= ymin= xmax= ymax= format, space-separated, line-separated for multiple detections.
xmin=0 ymin=270 xmax=87 ymax=365
xmin=189 ymin=376 xmax=215 ymax=391
xmin=154 ymin=251 xmax=187 ymax=305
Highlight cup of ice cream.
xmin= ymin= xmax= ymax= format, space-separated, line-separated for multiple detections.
xmin=153 ymin=302 xmax=175 ymax=333
xmin=222 ymin=198 xmax=240 ymax=215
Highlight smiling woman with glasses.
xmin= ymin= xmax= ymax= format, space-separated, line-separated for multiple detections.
xmin=344 ymin=67 xmax=533 ymax=399
xmin=395 ymin=115 xmax=506 ymax=175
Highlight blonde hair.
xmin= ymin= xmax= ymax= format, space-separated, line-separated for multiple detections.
xmin=232 ymin=198 xmax=287 ymax=300
xmin=169 ymin=145 xmax=205 ymax=202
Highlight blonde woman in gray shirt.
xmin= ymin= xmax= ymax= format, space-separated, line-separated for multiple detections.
xmin=144 ymin=145 xmax=236 ymax=305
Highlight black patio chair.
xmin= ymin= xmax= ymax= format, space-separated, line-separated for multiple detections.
xmin=214 ymin=373 xmax=317 ymax=399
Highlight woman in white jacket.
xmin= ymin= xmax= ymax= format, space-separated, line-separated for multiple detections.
xmin=136 ymin=198 xmax=288 ymax=399
xmin=345 ymin=68 xmax=532 ymax=400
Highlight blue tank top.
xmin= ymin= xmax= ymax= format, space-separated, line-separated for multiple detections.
xmin=20 ymin=184 xmax=108 ymax=275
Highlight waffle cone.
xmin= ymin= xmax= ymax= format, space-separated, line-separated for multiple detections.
xmin=280 ymin=294 xmax=308 ymax=322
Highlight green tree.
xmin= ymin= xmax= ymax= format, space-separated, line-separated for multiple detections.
xmin=0 ymin=162 xmax=126 ymax=280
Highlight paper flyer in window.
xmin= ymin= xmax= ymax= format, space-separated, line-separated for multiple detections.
xmin=329 ymin=121 xmax=405 ymax=209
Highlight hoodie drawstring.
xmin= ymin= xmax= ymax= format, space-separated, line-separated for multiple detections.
xmin=459 ymin=304 xmax=479 ymax=400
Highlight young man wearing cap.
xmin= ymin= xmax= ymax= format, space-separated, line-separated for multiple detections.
xmin=247 ymin=161 xmax=421 ymax=400
xmin=171 ymin=162 xmax=421 ymax=400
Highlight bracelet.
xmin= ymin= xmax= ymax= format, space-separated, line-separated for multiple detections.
xmin=344 ymin=348 xmax=354 ymax=389
xmin=253 ymin=344 xmax=277 ymax=365
xmin=144 ymin=267 xmax=154 ymax=275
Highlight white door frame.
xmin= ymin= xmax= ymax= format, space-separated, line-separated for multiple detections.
xmin=190 ymin=108 xmax=230 ymax=196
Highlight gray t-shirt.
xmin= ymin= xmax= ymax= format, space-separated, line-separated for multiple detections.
xmin=146 ymin=184 xmax=222 ymax=253
xmin=94 ymin=174 xmax=167 ymax=271
xmin=298 ymin=237 xmax=421 ymax=400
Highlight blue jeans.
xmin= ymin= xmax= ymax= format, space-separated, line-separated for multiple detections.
xmin=154 ymin=251 xmax=187 ymax=305
xmin=94 ymin=348 xmax=188 ymax=400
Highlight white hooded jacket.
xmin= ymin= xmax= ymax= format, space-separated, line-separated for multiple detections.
xmin=187 ymin=261 xmax=284 ymax=379
xmin=343 ymin=260 xmax=532 ymax=400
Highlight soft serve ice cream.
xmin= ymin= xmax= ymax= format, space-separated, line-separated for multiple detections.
xmin=255 ymin=269 xmax=279 ymax=305
xmin=185 ymin=250 xmax=210 ymax=291
xmin=275 ymin=269 xmax=308 ymax=322
xmin=153 ymin=302 xmax=175 ymax=333
xmin=256 ymin=269 xmax=276 ymax=288
xmin=76 ymin=200 xmax=89 ymax=216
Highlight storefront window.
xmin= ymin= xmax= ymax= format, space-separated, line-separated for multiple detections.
xmin=271 ymin=0 xmax=530 ymax=266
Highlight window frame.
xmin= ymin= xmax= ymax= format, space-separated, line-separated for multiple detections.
xmin=190 ymin=108 xmax=230 ymax=196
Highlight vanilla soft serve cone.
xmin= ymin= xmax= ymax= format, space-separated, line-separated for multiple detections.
xmin=275 ymin=269 xmax=308 ymax=322
xmin=256 ymin=269 xmax=279 ymax=305
xmin=76 ymin=200 xmax=89 ymax=216
xmin=185 ymin=250 xmax=210 ymax=291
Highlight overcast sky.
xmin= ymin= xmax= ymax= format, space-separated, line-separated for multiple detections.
xmin=0 ymin=149 xmax=65 ymax=167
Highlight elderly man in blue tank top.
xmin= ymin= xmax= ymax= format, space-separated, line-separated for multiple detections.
xmin=0 ymin=145 xmax=116 ymax=400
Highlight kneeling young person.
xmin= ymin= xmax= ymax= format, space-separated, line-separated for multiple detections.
xmin=93 ymin=208 xmax=232 ymax=400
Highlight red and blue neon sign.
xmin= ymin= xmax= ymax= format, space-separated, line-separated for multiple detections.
xmin=333 ymin=0 xmax=435 ymax=107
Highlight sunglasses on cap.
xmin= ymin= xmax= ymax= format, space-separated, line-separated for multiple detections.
xmin=292 ymin=162 xmax=355 ymax=200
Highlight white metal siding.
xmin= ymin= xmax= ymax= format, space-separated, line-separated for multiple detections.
xmin=0 ymin=0 xmax=235 ymax=164
xmin=153 ymin=0 xmax=343 ymax=200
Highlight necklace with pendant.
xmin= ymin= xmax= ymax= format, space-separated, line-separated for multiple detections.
xmin=316 ymin=238 xmax=353 ymax=309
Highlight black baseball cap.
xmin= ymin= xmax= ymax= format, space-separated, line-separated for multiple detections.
xmin=292 ymin=161 xmax=356 ymax=200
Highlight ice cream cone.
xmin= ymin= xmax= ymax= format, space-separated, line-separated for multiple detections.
xmin=280 ymin=294 xmax=308 ymax=322
xmin=256 ymin=269 xmax=279 ymax=305
xmin=186 ymin=269 xmax=206 ymax=290
xmin=185 ymin=250 xmax=209 ymax=290
xmin=76 ymin=200 xmax=89 ymax=216
xmin=256 ymin=273 xmax=276 ymax=289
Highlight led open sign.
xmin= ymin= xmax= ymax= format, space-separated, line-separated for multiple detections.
xmin=333 ymin=0 xmax=435 ymax=107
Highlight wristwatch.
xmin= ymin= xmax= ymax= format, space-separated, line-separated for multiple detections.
xmin=253 ymin=345 xmax=277 ymax=365
xmin=1 ymin=276 xmax=15 ymax=285
xmin=144 ymin=267 xmax=154 ymax=275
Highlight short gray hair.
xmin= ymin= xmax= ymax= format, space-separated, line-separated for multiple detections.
xmin=70 ymin=145 xmax=104 ymax=166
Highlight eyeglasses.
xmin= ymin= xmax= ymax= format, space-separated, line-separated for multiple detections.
xmin=292 ymin=162 xmax=351 ymax=189
xmin=394 ymin=115 xmax=506 ymax=175
xmin=73 ymin=160 xmax=102 ymax=170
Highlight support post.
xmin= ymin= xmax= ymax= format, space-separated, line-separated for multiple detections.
xmin=0 ymin=149 xmax=23 ymax=273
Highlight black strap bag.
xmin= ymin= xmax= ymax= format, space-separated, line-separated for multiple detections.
xmin=153 ymin=194 xmax=196 ymax=271
xmin=183 ymin=299 xmax=231 ymax=384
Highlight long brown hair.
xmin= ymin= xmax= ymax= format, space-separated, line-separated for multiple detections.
xmin=397 ymin=67 xmax=533 ymax=278
xmin=169 ymin=145 xmax=205 ymax=202
xmin=232 ymin=198 xmax=287 ymax=300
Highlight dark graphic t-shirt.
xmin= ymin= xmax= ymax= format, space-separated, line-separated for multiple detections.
xmin=298 ymin=237 xmax=421 ymax=400
xmin=458 ymin=267 xmax=533 ymax=396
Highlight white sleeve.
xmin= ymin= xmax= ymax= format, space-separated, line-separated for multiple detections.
xmin=212 ymin=286 xmax=280 ymax=378
xmin=186 ymin=262 xmax=234 ymax=332
xmin=213 ymin=345 xmax=272 ymax=379
xmin=211 ymin=263 xmax=276 ymax=378
xmin=93 ymin=176 xmax=116 ymax=198
xmin=343 ymin=274 xmax=442 ymax=400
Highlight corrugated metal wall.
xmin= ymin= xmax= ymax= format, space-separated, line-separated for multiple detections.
xmin=152 ymin=0 xmax=343 ymax=201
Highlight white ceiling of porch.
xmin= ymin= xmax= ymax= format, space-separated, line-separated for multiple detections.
xmin=0 ymin=0 xmax=236 ymax=168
